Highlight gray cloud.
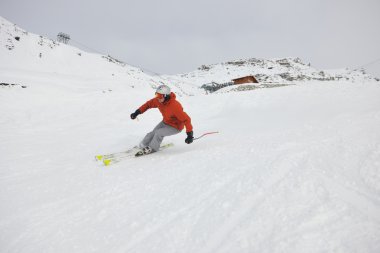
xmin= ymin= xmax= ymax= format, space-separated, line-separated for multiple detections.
xmin=1 ymin=0 xmax=379 ymax=76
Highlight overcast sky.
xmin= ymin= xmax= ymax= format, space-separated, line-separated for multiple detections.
xmin=1 ymin=0 xmax=379 ymax=76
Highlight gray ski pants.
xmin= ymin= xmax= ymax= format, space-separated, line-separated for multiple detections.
xmin=139 ymin=121 xmax=181 ymax=151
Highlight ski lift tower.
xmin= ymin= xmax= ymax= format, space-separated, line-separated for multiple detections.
xmin=57 ymin=32 xmax=70 ymax=44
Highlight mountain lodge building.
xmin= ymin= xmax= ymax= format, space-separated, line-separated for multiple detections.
xmin=232 ymin=75 xmax=259 ymax=85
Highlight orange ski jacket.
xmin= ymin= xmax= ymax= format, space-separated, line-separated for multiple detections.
xmin=138 ymin=92 xmax=193 ymax=132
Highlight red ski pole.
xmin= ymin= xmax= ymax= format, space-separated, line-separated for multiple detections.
xmin=194 ymin=131 xmax=219 ymax=140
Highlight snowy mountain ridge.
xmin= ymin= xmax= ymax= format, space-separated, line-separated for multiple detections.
xmin=0 ymin=16 xmax=138 ymax=75
xmin=0 ymin=16 xmax=201 ymax=96
xmin=1 ymin=15 xmax=377 ymax=97
xmin=166 ymin=57 xmax=378 ymax=90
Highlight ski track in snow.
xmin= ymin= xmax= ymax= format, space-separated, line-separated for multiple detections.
xmin=1 ymin=68 xmax=380 ymax=252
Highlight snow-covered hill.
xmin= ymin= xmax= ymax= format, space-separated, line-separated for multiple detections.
xmin=165 ymin=57 xmax=378 ymax=91
xmin=1 ymin=16 xmax=380 ymax=253
xmin=0 ymin=16 xmax=199 ymax=96
xmin=0 ymin=17 xmax=139 ymax=76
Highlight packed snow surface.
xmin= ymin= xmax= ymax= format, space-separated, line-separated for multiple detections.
xmin=1 ymin=71 xmax=380 ymax=252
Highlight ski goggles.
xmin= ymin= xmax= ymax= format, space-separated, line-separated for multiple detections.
xmin=155 ymin=93 xmax=165 ymax=100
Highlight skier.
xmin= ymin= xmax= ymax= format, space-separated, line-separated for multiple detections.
xmin=130 ymin=84 xmax=194 ymax=156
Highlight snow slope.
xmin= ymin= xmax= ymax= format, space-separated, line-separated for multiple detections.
xmin=1 ymin=16 xmax=380 ymax=253
xmin=0 ymin=16 xmax=199 ymax=96
xmin=1 ymin=71 xmax=380 ymax=252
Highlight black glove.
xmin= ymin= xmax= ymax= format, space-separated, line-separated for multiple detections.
xmin=130 ymin=109 xmax=141 ymax=120
xmin=185 ymin=131 xmax=194 ymax=144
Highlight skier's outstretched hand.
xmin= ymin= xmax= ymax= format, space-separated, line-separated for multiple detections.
xmin=130 ymin=109 xmax=141 ymax=120
xmin=185 ymin=131 xmax=194 ymax=144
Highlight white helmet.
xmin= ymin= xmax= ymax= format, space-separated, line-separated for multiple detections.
xmin=156 ymin=84 xmax=171 ymax=95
